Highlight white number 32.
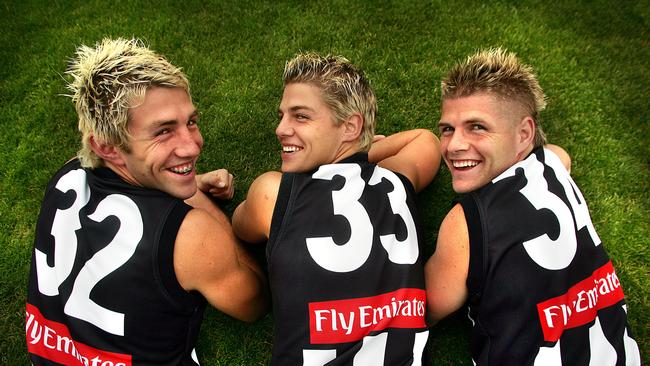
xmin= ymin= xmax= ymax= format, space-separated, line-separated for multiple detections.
xmin=35 ymin=169 xmax=143 ymax=336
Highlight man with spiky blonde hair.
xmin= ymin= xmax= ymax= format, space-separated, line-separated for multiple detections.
xmin=68 ymin=38 xmax=191 ymax=168
xmin=283 ymin=52 xmax=377 ymax=152
xmin=425 ymin=48 xmax=639 ymax=365
xmin=26 ymin=38 xmax=268 ymax=366
xmin=233 ymin=52 xmax=440 ymax=364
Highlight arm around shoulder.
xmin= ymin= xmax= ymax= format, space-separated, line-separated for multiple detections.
xmin=425 ymin=203 xmax=470 ymax=325
xmin=369 ymin=129 xmax=441 ymax=192
xmin=232 ymin=171 xmax=282 ymax=243
xmin=174 ymin=208 xmax=269 ymax=322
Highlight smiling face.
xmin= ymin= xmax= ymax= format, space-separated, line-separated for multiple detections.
xmin=438 ymin=93 xmax=534 ymax=193
xmin=110 ymin=86 xmax=203 ymax=199
xmin=276 ymin=82 xmax=352 ymax=173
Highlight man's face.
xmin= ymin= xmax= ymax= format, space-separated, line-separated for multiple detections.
xmin=117 ymin=86 xmax=203 ymax=199
xmin=438 ymin=93 xmax=530 ymax=193
xmin=276 ymin=82 xmax=347 ymax=173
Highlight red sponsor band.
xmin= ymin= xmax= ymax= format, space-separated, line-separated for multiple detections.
xmin=309 ymin=288 xmax=426 ymax=344
xmin=25 ymin=303 xmax=132 ymax=366
xmin=536 ymin=261 xmax=625 ymax=342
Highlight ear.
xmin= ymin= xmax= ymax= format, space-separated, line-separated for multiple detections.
xmin=516 ymin=116 xmax=536 ymax=155
xmin=341 ymin=113 xmax=363 ymax=143
xmin=89 ymin=135 xmax=126 ymax=166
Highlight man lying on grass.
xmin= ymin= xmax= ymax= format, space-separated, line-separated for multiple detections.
xmin=26 ymin=37 xmax=268 ymax=365
xmin=425 ymin=47 xmax=640 ymax=365
xmin=232 ymin=52 xmax=440 ymax=365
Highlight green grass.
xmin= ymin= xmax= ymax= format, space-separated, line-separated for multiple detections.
xmin=2 ymin=0 xmax=648 ymax=364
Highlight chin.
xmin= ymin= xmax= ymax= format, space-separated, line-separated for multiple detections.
xmin=170 ymin=186 xmax=198 ymax=200
xmin=452 ymin=182 xmax=476 ymax=194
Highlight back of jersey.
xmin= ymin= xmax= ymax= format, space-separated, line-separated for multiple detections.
xmin=26 ymin=160 xmax=205 ymax=366
xmin=268 ymin=153 xmax=430 ymax=365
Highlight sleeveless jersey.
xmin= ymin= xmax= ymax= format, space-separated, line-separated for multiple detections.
xmin=460 ymin=147 xmax=640 ymax=365
xmin=26 ymin=159 xmax=206 ymax=366
xmin=267 ymin=153 xmax=430 ymax=366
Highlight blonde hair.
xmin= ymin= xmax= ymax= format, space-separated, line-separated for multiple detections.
xmin=283 ymin=52 xmax=377 ymax=152
xmin=442 ymin=47 xmax=547 ymax=147
xmin=66 ymin=37 xmax=190 ymax=167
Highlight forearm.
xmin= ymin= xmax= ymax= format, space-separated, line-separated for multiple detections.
xmin=230 ymin=243 xmax=270 ymax=322
xmin=368 ymin=129 xmax=426 ymax=164
xmin=369 ymin=129 xmax=440 ymax=192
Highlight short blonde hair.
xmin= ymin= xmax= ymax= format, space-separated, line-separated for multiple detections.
xmin=66 ymin=37 xmax=190 ymax=167
xmin=283 ymin=52 xmax=377 ymax=152
xmin=442 ymin=48 xmax=547 ymax=147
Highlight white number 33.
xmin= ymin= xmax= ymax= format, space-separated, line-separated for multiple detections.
xmin=306 ymin=164 xmax=418 ymax=273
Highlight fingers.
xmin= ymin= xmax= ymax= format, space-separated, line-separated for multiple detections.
xmin=208 ymin=171 xmax=235 ymax=200
xmin=197 ymin=169 xmax=235 ymax=200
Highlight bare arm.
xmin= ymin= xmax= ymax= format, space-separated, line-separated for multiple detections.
xmin=425 ymin=203 xmax=470 ymax=325
xmin=174 ymin=208 xmax=269 ymax=322
xmin=368 ymin=129 xmax=441 ymax=192
xmin=232 ymin=171 xmax=282 ymax=243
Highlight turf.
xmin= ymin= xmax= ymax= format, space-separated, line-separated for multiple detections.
xmin=2 ymin=0 xmax=648 ymax=364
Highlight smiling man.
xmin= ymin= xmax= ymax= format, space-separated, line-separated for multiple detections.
xmin=26 ymin=38 xmax=267 ymax=366
xmin=424 ymin=48 xmax=640 ymax=365
xmin=232 ymin=52 xmax=440 ymax=365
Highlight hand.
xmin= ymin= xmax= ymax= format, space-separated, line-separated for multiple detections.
xmin=196 ymin=169 xmax=235 ymax=200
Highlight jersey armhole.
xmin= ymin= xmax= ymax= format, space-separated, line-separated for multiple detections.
xmin=267 ymin=173 xmax=294 ymax=256
xmin=157 ymin=201 xmax=204 ymax=310
xmin=458 ymin=194 xmax=485 ymax=301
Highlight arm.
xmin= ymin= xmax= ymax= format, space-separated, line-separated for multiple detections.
xmin=545 ymin=144 xmax=571 ymax=173
xmin=174 ymin=207 xmax=269 ymax=322
xmin=232 ymin=171 xmax=282 ymax=243
xmin=368 ymin=129 xmax=441 ymax=192
xmin=425 ymin=203 xmax=470 ymax=325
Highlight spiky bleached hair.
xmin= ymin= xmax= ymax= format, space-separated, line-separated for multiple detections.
xmin=283 ymin=52 xmax=377 ymax=152
xmin=441 ymin=47 xmax=547 ymax=147
xmin=66 ymin=37 xmax=189 ymax=168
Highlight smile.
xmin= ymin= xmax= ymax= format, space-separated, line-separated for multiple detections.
xmin=169 ymin=163 xmax=193 ymax=175
xmin=282 ymin=145 xmax=303 ymax=153
xmin=452 ymin=160 xmax=480 ymax=168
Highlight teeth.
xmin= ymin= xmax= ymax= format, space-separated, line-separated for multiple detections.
xmin=170 ymin=164 xmax=193 ymax=174
xmin=282 ymin=145 xmax=302 ymax=153
xmin=452 ymin=160 xmax=479 ymax=168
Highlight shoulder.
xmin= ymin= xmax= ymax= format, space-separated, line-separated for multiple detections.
xmin=249 ymin=171 xmax=283 ymax=198
xmin=424 ymin=203 xmax=470 ymax=324
xmin=244 ymin=171 xmax=283 ymax=213
xmin=440 ymin=204 xmax=469 ymax=243
xmin=232 ymin=171 xmax=283 ymax=243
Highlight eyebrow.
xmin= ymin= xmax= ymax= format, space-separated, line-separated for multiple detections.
xmin=278 ymin=105 xmax=316 ymax=114
xmin=150 ymin=109 xmax=199 ymax=128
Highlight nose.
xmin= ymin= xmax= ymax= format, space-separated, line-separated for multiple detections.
xmin=175 ymin=127 xmax=203 ymax=158
xmin=275 ymin=114 xmax=293 ymax=138
xmin=445 ymin=129 xmax=468 ymax=153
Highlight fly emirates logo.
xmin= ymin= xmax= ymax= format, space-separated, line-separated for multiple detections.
xmin=309 ymin=288 xmax=426 ymax=344
xmin=25 ymin=303 xmax=131 ymax=366
xmin=537 ymin=261 xmax=625 ymax=342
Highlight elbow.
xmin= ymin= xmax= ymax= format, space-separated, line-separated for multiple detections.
xmin=239 ymin=278 xmax=271 ymax=323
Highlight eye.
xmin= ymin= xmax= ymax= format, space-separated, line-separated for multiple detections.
xmin=295 ymin=113 xmax=309 ymax=122
xmin=438 ymin=125 xmax=453 ymax=135
xmin=155 ymin=128 xmax=171 ymax=136
xmin=471 ymin=123 xmax=486 ymax=131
